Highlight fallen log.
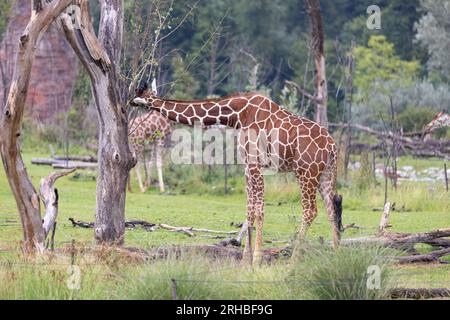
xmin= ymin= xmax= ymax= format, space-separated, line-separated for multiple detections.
xmin=52 ymin=161 xmax=97 ymax=170
xmin=383 ymin=228 xmax=450 ymax=245
xmin=424 ymin=239 xmax=450 ymax=248
xmin=389 ymin=288 xmax=450 ymax=299
xmin=342 ymin=223 xmax=362 ymax=231
xmin=32 ymin=158 xmax=59 ymax=166
xmin=159 ymin=224 xmax=195 ymax=237
xmin=54 ymin=155 xmax=97 ymax=163
xmin=32 ymin=158 xmax=98 ymax=170
xmin=69 ymin=218 xmax=94 ymax=229
xmin=219 ymin=220 xmax=249 ymax=247
xmin=158 ymin=224 xmax=238 ymax=237
xmin=341 ymin=228 xmax=450 ymax=247
xmin=126 ymin=220 xmax=156 ymax=231
xmin=69 ymin=218 xmax=238 ymax=237
xmin=69 ymin=218 xmax=156 ymax=231
xmin=397 ymin=248 xmax=450 ymax=264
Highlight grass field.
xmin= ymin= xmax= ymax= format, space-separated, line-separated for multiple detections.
xmin=0 ymin=151 xmax=449 ymax=299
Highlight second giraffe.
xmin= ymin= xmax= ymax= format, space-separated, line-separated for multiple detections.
xmin=128 ymin=112 xmax=172 ymax=193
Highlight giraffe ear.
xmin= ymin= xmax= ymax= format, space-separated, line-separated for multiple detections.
xmin=151 ymin=79 xmax=158 ymax=95
xmin=135 ymin=82 xmax=148 ymax=95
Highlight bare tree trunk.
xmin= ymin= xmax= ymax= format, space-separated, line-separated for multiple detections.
xmin=207 ymin=38 xmax=219 ymax=96
xmin=40 ymin=168 xmax=76 ymax=238
xmin=0 ymin=0 xmax=74 ymax=252
xmin=389 ymin=97 xmax=398 ymax=189
xmin=343 ymin=41 xmax=355 ymax=182
xmin=304 ymin=0 xmax=328 ymax=127
xmin=56 ymin=0 xmax=134 ymax=245
xmin=0 ymin=59 xmax=8 ymax=108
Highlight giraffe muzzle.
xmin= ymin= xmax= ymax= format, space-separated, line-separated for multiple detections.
xmin=130 ymin=97 xmax=149 ymax=108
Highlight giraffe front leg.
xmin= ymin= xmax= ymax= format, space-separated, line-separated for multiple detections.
xmin=155 ymin=142 xmax=165 ymax=193
xmin=146 ymin=146 xmax=154 ymax=190
xmin=135 ymin=161 xmax=147 ymax=193
xmin=252 ymin=169 xmax=265 ymax=266
xmin=242 ymin=174 xmax=256 ymax=266
xmin=127 ymin=172 xmax=133 ymax=193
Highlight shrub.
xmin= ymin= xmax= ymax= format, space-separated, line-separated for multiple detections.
xmin=288 ymin=243 xmax=396 ymax=300
xmin=354 ymin=151 xmax=375 ymax=191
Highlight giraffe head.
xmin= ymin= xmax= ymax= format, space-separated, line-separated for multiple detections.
xmin=423 ymin=111 xmax=450 ymax=134
xmin=130 ymin=79 xmax=158 ymax=109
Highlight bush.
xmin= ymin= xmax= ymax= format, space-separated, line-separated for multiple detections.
xmin=116 ymin=252 xmax=296 ymax=300
xmin=354 ymin=151 xmax=375 ymax=191
xmin=288 ymin=243 xmax=396 ymax=300
xmin=397 ymin=106 xmax=438 ymax=133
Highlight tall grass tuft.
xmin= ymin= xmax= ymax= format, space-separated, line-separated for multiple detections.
xmin=0 ymin=260 xmax=114 ymax=300
xmin=117 ymin=251 xmax=221 ymax=300
xmin=115 ymin=251 xmax=298 ymax=300
xmin=288 ymin=243 xmax=396 ymax=300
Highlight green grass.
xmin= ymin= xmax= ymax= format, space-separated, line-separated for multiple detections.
xmin=289 ymin=244 xmax=397 ymax=300
xmin=0 ymin=151 xmax=449 ymax=299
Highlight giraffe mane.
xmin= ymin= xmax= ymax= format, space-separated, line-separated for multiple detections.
xmin=159 ymin=92 xmax=261 ymax=104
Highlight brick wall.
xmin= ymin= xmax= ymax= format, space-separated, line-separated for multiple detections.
xmin=0 ymin=0 xmax=78 ymax=123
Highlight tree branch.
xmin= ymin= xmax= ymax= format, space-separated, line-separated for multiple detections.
xmin=286 ymin=80 xmax=323 ymax=104
xmin=0 ymin=0 xmax=75 ymax=252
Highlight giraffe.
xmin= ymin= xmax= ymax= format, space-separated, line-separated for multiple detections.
xmin=423 ymin=111 xmax=450 ymax=135
xmin=128 ymin=111 xmax=172 ymax=193
xmin=131 ymin=81 xmax=342 ymax=265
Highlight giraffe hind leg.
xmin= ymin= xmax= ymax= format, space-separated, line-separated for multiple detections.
xmin=146 ymin=147 xmax=154 ymax=190
xmin=243 ymin=166 xmax=261 ymax=266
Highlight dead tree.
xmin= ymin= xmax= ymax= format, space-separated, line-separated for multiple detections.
xmin=0 ymin=0 xmax=74 ymax=252
xmin=304 ymin=0 xmax=328 ymax=127
xmin=56 ymin=0 xmax=135 ymax=244
xmin=0 ymin=0 xmax=134 ymax=250
xmin=343 ymin=41 xmax=356 ymax=181
xmin=40 ymin=169 xmax=76 ymax=239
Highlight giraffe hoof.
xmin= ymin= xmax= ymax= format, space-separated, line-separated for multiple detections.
xmin=253 ymin=254 xmax=263 ymax=266
xmin=242 ymin=251 xmax=254 ymax=267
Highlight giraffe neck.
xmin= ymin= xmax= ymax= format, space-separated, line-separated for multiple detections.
xmin=428 ymin=113 xmax=450 ymax=132
xmin=153 ymin=97 xmax=242 ymax=128
xmin=439 ymin=115 xmax=450 ymax=128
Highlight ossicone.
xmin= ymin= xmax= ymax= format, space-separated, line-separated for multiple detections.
xmin=135 ymin=82 xmax=148 ymax=95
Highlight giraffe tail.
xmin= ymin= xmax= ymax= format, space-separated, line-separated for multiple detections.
xmin=333 ymin=194 xmax=343 ymax=233
xmin=321 ymin=145 xmax=343 ymax=234
xmin=331 ymin=147 xmax=344 ymax=233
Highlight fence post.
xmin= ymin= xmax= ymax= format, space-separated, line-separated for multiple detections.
xmin=372 ymin=152 xmax=377 ymax=184
xmin=444 ymin=162 xmax=448 ymax=193
xmin=171 ymin=278 xmax=177 ymax=300
xmin=50 ymin=221 xmax=57 ymax=252
xmin=379 ymin=202 xmax=392 ymax=234
xmin=70 ymin=239 xmax=76 ymax=265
